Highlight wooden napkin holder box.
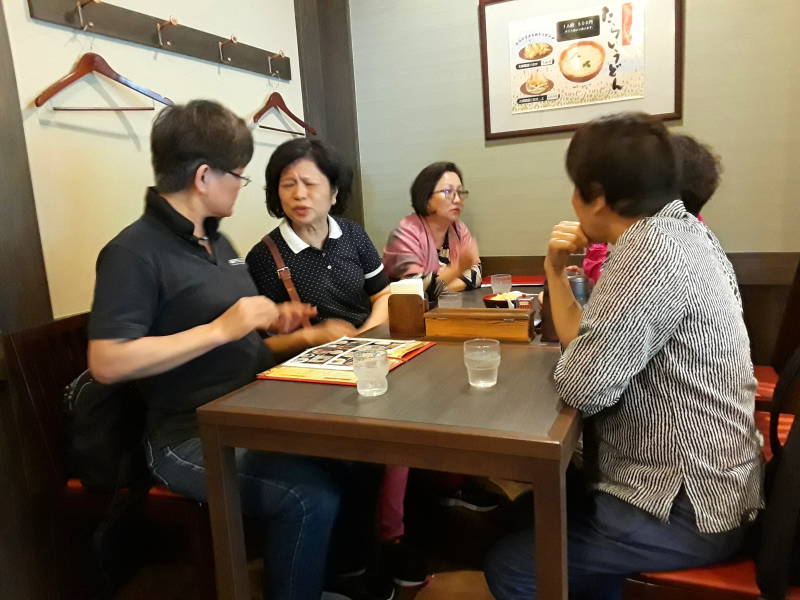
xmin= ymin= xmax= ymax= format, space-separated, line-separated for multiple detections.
xmin=423 ymin=307 xmax=534 ymax=342
xmin=389 ymin=294 xmax=430 ymax=338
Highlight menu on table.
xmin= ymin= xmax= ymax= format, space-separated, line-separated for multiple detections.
xmin=258 ymin=337 xmax=435 ymax=386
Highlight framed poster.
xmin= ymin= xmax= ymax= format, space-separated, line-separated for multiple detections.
xmin=478 ymin=0 xmax=684 ymax=139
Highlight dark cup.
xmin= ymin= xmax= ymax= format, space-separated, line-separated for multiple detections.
xmin=567 ymin=273 xmax=591 ymax=306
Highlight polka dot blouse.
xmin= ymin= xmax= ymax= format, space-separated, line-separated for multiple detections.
xmin=246 ymin=216 xmax=389 ymax=328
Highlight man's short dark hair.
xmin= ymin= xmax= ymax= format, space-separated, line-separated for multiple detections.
xmin=264 ymin=138 xmax=352 ymax=218
xmin=672 ymin=134 xmax=721 ymax=216
xmin=410 ymin=162 xmax=464 ymax=216
xmin=151 ymin=100 xmax=253 ymax=194
xmin=566 ymin=112 xmax=678 ymax=218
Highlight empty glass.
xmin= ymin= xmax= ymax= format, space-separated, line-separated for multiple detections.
xmin=463 ymin=338 xmax=501 ymax=388
xmin=352 ymin=347 xmax=389 ymax=396
xmin=490 ymin=274 xmax=512 ymax=295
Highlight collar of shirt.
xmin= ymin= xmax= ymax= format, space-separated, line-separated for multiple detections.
xmin=614 ymin=198 xmax=685 ymax=250
xmin=278 ymin=215 xmax=343 ymax=254
xmin=144 ymin=186 xmax=221 ymax=245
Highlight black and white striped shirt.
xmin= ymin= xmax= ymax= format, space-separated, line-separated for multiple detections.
xmin=554 ymin=200 xmax=764 ymax=533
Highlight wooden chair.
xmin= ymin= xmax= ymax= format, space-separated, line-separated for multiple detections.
xmin=624 ymin=349 xmax=800 ymax=600
xmin=3 ymin=313 xmax=216 ymax=599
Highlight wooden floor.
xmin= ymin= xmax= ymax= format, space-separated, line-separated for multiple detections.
xmin=115 ymin=520 xmax=500 ymax=599
xmin=114 ymin=475 xmax=514 ymax=599
xmin=413 ymin=571 xmax=493 ymax=600
xmin=117 ymin=566 xmax=494 ymax=599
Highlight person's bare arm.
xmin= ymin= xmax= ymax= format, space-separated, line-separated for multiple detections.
xmin=89 ymin=298 xmax=314 ymax=383
xmin=544 ymin=221 xmax=589 ymax=346
xmin=266 ymin=319 xmax=358 ymax=362
xmin=357 ymin=286 xmax=390 ymax=334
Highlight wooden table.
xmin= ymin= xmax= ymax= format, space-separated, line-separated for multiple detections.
xmin=198 ymin=286 xmax=580 ymax=599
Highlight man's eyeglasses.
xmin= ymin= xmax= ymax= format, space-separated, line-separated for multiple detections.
xmin=432 ymin=187 xmax=469 ymax=202
xmin=225 ymin=170 xmax=252 ymax=188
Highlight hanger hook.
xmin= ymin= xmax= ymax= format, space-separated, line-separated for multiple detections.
xmin=218 ymin=35 xmax=238 ymax=63
xmin=75 ymin=0 xmax=101 ymax=31
xmin=268 ymin=50 xmax=285 ymax=77
xmin=156 ymin=17 xmax=179 ymax=47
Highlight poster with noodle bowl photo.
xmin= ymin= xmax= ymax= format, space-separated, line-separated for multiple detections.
xmin=478 ymin=0 xmax=684 ymax=139
xmin=508 ymin=2 xmax=645 ymax=114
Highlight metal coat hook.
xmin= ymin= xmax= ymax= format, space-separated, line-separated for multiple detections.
xmin=156 ymin=17 xmax=178 ymax=47
xmin=218 ymin=35 xmax=238 ymax=63
xmin=75 ymin=0 xmax=101 ymax=31
xmin=267 ymin=51 xmax=285 ymax=77
xmin=30 ymin=2 xmax=292 ymax=81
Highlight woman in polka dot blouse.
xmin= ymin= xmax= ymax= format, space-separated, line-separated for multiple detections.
xmin=246 ymin=139 xmax=391 ymax=347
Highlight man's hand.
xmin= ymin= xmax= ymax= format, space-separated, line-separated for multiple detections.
xmin=545 ymin=221 xmax=589 ymax=275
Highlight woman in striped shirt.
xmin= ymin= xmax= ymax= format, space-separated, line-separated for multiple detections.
xmin=484 ymin=113 xmax=763 ymax=599
xmin=582 ymin=133 xmax=721 ymax=285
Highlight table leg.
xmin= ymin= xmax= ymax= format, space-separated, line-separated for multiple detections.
xmin=534 ymin=463 xmax=568 ymax=600
xmin=200 ymin=424 xmax=249 ymax=600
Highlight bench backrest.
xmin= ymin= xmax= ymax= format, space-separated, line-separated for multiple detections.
xmin=3 ymin=313 xmax=89 ymax=491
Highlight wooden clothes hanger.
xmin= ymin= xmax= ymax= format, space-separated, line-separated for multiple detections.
xmin=34 ymin=52 xmax=174 ymax=111
xmin=253 ymin=92 xmax=316 ymax=136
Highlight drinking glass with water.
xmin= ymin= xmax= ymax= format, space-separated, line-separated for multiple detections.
xmin=490 ymin=274 xmax=512 ymax=295
xmin=463 ymin=338 xmax=501 ymax=388
xmin=352 ymin=347 xmax=389 ymax=396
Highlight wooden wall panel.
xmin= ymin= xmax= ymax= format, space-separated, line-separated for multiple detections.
xmin=771 ymin=260 xmax=800 ymax=370
xmin=0 ymin=3 xmax=52 ymax=338
xmin=741 ymin=285 xmax=791 ymax=366
xmin=480 ymin=253 xmax=800 ymax=286
xmin=0 ymin=3 xmax=57 ymax=598
xmin=294 ymin=0 xmax=364 ymax=224
xmin=480 ymin=253 xmax=800 ymax=365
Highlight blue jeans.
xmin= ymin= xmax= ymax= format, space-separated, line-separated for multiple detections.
xmin=484 ymin=489 xmax=749 ymax=600
xmin=147 ymin=437 xmax=376 ymax=600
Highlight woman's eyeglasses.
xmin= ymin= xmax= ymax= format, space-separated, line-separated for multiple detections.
xmin=432 ymin=187 xmax=469 ymax=202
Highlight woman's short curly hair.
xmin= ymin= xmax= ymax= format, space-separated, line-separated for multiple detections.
xmin=672 ymin=134 xmax=722 ymax=216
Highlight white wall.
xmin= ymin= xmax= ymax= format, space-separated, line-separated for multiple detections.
xmin=350 ymin=0 xmax=800 ymax=258
xmin=5 ymin=0 xmax=303 ymax=318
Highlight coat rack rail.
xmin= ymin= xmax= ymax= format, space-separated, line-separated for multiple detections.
xmin=27 ymin=0 xmax=292 ymax=81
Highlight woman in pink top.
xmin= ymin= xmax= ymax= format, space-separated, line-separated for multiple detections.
xmin=582 ymin=134 xmax=720 ymax=283
xmin=383 ymin=162 xmax=481 ymax=295
xmin=379 ymin=163 xmax=499 ymax=588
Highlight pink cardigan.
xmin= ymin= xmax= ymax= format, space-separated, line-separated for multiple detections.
xmin=382 ymin=213 xmax=478 ymax=280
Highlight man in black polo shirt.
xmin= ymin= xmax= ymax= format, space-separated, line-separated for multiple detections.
xmin=88 ymin=100 xmax=382 ymax=600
